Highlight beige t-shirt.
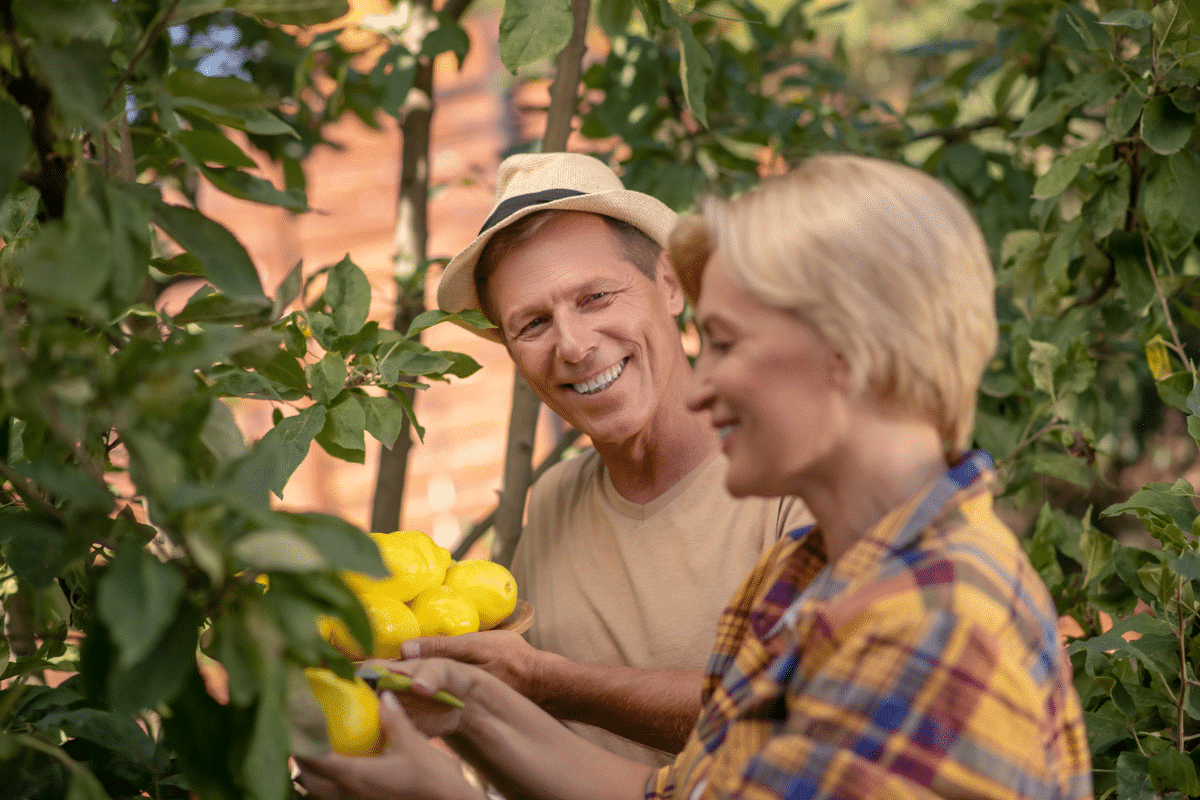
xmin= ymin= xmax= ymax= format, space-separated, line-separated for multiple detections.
xmin=510 ymin=448 xmax=813 ymax=767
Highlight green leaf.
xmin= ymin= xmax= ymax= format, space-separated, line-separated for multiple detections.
xmin=283 ymin=513 xmax=386 ymax=576
xmin=108 ymin=604 xmax=203 ymax=714
xmin=30 ymin=40 xmax=108 ymax=131
xmin=1079 ymin=524 xmax=1114 ymax=586
xmin=173 ymin=98 xmax=299 ymax=138
xmin=12 ymin=0 xmax=119 ymax=43
xmin=201 ymin=166 xmax=308 ymax=212
xmin=307 ymin=352 xmax=347 ymax=406
xmin=324 ymin=255 xmax=371 ymax=336
xmin=1106 ymin=89 xmax=1144 ymax=138
xmin=1100 ymin=8 xmax=1154 ymax=29
xmin=498 ymin=0 xmax=574 ymax=73
xmin=151 ymin=202 xmax=267 ymax=300
xmin=1032 ymin=141 xmax=1101 ymax=200
xmin=166 ymin=70 xmax=276 ymax=110
xmin=405 ymin=308 xmax=493 ymax=337
xmin=175 ymin=129 xmax=258 ymax=169
xmin=1102 ymin=480 xmax=1199 ymax=546
xmin=1141 ymin=94 xmax=1195 ymax=155
xmin=1117 ymin=752 xmax=1156 ymax=800
xmin=243 ymin=0 xmax=350 ymax=25
xmin=1149 ymin=748 xmax=1200 ymax=795
xmin=258 ymin=405 xmax=327 ymax=497
xmin=0 ymin=99 xmax=32 ymax=206
xmin=243 ymin=664 xmax=291 ymax=800
xmin=315 ymin=393 xmax=366 ymax=461
xmin=97 ymin=538 xmax=186 ymax=668
xmin=677 ymin=23 xmax=713 ymax=128
xmin=1026 ymin=452 xmax=1093 ymax=487
xmin=233 ymin=530 xmax=327 ymax=572
xmin=3 ymin=513 xmax=67 ymax=589
xmin=421 ymin=16 xmax=471 ymax=67
xmin=362 ymin=393 xmax=406 ymax=447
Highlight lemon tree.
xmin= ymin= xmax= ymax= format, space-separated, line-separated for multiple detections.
xmin=0 ymin=2 xmax=482 ymax=797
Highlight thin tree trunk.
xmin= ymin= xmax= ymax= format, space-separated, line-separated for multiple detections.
xmin=491 ymin=0 xmax=591 ymax=568
xmin=371 ymin=0 xmax=475 ymax=532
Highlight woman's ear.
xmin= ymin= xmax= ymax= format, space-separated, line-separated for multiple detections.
xmin=658 ymin=251 xmax=686 ymax=316
xmin=828 ymin=349 xmax=852 ymax=394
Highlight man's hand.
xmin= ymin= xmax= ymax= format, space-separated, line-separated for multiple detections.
xmin=401 ymin=630 xmax=547 ymax=704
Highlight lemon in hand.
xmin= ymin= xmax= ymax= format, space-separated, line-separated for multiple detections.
xmin=443 ymin=559 xmax=519 ymax=630
xmin=319 ymin=591 xmax=421 ymax=660
xmin=409 ymin=584 xmax=480 ymax=636
xmin=304 ymin=667 xmax=383 ymax=757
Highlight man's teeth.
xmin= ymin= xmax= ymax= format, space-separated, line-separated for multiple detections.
xmin=573 ymin=360 xmax=626 ymax=394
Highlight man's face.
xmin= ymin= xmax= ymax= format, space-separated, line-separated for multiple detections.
xmin=486 ymin=212 xmax=688 ymax=446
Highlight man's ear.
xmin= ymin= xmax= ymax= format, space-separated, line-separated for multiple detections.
xmin=657 ymin=251 xmax=686 ymax=316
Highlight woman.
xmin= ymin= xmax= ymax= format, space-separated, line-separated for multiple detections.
xmin=298 ymin=154 xmax=1093 ymax=800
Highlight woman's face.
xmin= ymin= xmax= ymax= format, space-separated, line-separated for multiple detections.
xmin=686 ymin=253 xmax=850 ymax=498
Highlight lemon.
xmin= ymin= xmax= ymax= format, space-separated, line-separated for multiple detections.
xmin=342 ymin=530 xmax=452 ymax=603
xmin=319 ymin=591 xmax=422 ymax=660
xmin=443 ymin=560 xmax=519 ymax=630
xmin=304 ymin=667 xmax=383 ymax=757
xmin=409 ymin=584 xmax=480 ymax=636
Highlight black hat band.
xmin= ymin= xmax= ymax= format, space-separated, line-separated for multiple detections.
xmin=479 ymin=188 xmax=587 ymax=234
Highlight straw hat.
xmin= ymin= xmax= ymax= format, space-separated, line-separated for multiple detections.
xmin=436 ymin=152 xmax=679 ymax=343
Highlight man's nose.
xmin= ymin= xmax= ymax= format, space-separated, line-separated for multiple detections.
xmin=555 ymin=313 xmax=598 ymax=363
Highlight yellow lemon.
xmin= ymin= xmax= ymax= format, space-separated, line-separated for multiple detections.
xmin=443 ymin=560 xmax=519 ymax=630
xmin=319 ymin=591 xmax=422 ymax=660
xmin=342 ymin=530 xmax=452 ymax=603
xmin=409 ymin=584 xmax=480 ymax=637
xmin=304 ymin=667 xmax=383 ymax=757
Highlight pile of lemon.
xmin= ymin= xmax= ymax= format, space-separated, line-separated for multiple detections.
xmin=318 ymin=529 xmax=519 ymax=661
xmin=304 ymin=530 xmax=518 ymax=756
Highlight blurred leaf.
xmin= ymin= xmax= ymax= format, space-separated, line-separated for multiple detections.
xmin=282 ymin=514 xmax=386 ymax=577
xmin=108 ymin=604 xmax=203 ymax=715
xmin=30 ymin=40 xmax=108 ymax=131
xmin=0 ymin=99 xmax=32 ymax=205
xmin=1100 ymin=8 xmax=1154 ymax=29
xmin=175 ymin=129 xmax=259 ymax=169
xmin=233 ymin=530 xmax=326 ymax=572
xmin=1149 ymin=749 xmax=1200 ymax=795
xmin=97 ymin=538 xmax=186 ymax=668
xmin=677 ymin=22 xmax=712 ymax=127
xmin=1141 ymin=94 xmax=1194 ymax=155
xmin=201 ymin=166 xmax=308 ymax=212
xmin=3 ymin=513 xmax=68 ymax=589
xmin=498 ymin=0 xmax=573 ymax=73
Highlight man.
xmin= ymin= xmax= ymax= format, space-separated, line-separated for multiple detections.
xmin=409 ymin=151 xmax=811 ymax=767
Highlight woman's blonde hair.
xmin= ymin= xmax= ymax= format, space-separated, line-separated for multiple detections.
xmin=670 ymin=153 xmax=998 ymax=457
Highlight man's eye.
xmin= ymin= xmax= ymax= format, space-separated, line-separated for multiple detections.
xmin=584 ymin=292 xmax=610 ymax=304
xmin=519 ymin=317 xmax=547 ymax=336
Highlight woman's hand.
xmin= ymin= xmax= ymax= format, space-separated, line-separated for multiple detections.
xmin=296 ymin=690 xmax=482 ymax=800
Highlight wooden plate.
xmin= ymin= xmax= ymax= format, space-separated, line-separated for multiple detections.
xmin=489 ymin=599 xmax=534 ymax=634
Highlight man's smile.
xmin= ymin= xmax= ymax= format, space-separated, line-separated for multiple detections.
xmin=567 ymin=357 xmax=629 ymax=394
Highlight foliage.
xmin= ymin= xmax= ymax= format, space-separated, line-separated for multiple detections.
xmin=0 ymin=1 xmax=485 ymax=797
xmin=505 ymin=0 xmax=1200 ymax=792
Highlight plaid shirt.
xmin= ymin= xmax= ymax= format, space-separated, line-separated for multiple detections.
xmin=646 ymin=451 xmax=1092 ymax=800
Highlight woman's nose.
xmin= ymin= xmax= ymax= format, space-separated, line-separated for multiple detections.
xmin=686 ymin=356 xmax=715 ymax=413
